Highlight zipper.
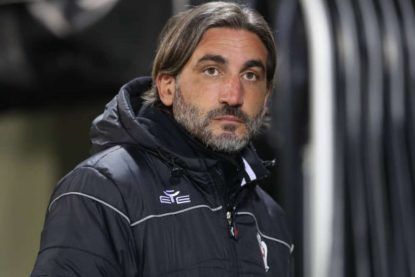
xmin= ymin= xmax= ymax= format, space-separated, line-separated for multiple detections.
xmin=224 ymin=208 xmax=239 ymax=277
xmin=226 ymin=208 xmax=239 ymax=239
xmin=209 ymin=167 xmax=239 ymax=276
xmin=210 ymin=161 xmax=263 ymax=276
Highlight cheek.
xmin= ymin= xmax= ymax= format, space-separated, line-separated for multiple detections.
xmin=245 ymin=94 xmax=267 ymax=116
xmin=180 ymin=82 xmax=220 ymax=107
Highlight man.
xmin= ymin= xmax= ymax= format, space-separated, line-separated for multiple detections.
xmin=32 ymin=2 xmax=293 ymax=276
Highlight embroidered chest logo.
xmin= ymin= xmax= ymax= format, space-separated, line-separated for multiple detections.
xmin=159 ymin=190 xmax=191 ymax=204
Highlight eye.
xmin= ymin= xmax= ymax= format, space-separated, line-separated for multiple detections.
xmin=243 ymin=72 xmax=258 ymax=81
xmin=203 ymin=67 xmax=220 ymax=77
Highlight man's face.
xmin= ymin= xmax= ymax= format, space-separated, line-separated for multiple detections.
xmin=159 ymin=27 xmax=270 ymax=153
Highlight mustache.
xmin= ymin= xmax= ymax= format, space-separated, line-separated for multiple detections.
xmin=205 ymin=105 xmax=249 ymax=123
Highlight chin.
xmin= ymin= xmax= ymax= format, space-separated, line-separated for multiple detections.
xmin=216 ymin=130 xmax=249 ymax=143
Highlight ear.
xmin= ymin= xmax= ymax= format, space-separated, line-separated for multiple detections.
xmin=156 ymin=73 xmax=176 ymax=107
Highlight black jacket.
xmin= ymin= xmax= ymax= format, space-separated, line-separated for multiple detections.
xmin=32 ymin=77 xmax=293 ymax=277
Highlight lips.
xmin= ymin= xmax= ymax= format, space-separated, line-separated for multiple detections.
xmin=214 ymin=115 xmax=244 ymax=123
xmin=206 ymin=106 xmax=249 ymax=124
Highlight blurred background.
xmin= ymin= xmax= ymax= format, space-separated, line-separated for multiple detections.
xmin=0 ymin=0 xmax=414 ymax=276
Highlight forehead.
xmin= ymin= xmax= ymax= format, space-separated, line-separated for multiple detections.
xmin=190 ymin=27 xmax=268 ymax=65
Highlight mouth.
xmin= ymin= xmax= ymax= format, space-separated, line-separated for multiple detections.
xmin=214 ymin=115 xmax=245 ymax=124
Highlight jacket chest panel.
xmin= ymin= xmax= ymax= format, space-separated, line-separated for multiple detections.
xmin=129 ymin=207 xmax=286 ymax=276
xmin=132 ymin=208 xmax=229 ymax=276
xmin=125 ymin=154 xmax=290 ymax=276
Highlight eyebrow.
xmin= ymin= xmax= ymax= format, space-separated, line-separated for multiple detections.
xmin=197 ymin=54 xmax=227 ymax=65
xmin=242 ymin=59 xmax=266 ymax=72
xmin=196 ymin=54 xmax=266 ymax=72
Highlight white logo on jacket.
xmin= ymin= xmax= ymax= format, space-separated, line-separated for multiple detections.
xmin=257 ymin=233 xmax=270 ymax=272
xmin=159 ymin=190 xmax=191 ymax=204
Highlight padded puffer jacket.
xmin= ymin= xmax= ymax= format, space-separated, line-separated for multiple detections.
xmin=31 ymin=77 xmax=293 ymax=277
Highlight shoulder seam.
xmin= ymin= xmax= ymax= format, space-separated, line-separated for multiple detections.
xmin=83 ymin=146 xmax=140 ymax=219
xmin=49 ymin=191 xmax=131 ymax=225
xmin=68 ymin=163 xmax=131 ymax=219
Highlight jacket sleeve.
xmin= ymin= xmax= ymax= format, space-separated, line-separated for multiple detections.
xmin=31 ymin=166 xmax=137 ymax=277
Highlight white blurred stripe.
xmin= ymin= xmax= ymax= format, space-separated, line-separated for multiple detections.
xmin=300 ymin=1 xmax=335 ymax=277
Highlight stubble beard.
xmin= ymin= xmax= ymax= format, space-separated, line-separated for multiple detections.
xmin=172 ymin=86 xmax=266 ymax=153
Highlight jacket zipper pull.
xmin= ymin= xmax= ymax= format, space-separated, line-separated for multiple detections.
xmin=226 ymin=208 xmax=238 ymax=240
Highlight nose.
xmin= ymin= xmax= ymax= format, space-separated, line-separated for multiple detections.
xmin=219 ymin=76 xmax=244 ymax=106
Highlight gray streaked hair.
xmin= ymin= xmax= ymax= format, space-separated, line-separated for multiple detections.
xmin=142 ymin=1 xmax=277 ymax=106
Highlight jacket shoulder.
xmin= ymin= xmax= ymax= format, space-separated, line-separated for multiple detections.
xmin=52 ymin=145 xmax=156 ymax=222
xmin=79 ymin=145 xmax=144 ymax=179
xmin=74 ymin=145 xmax=159 ymax=189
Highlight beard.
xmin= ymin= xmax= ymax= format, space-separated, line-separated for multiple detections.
xmin=172 ymin=86 xmax=266 ymax=153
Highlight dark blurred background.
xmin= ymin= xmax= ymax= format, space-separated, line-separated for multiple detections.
xmin=0 ymin=0 xmax=414 ymax=276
